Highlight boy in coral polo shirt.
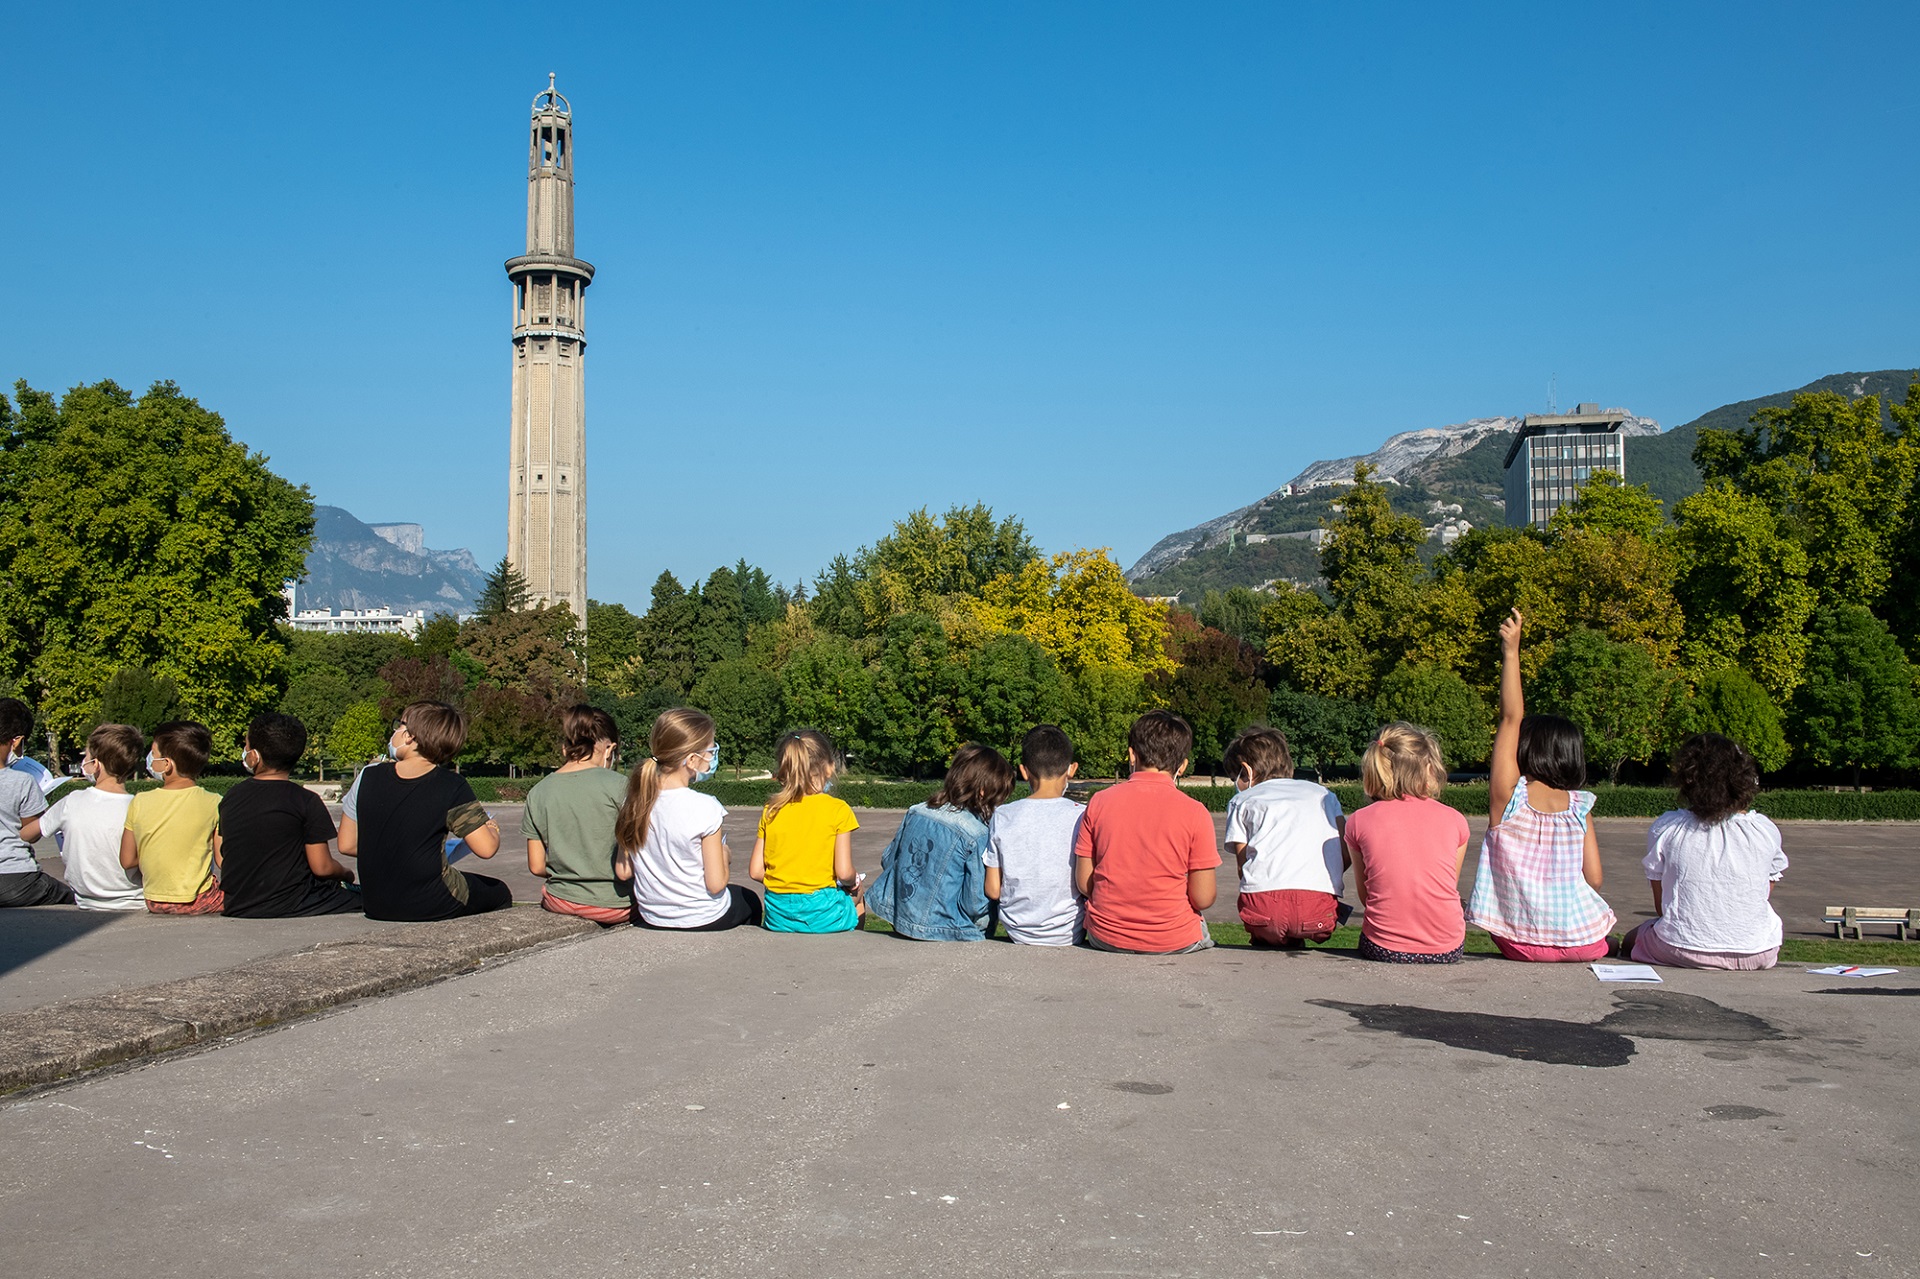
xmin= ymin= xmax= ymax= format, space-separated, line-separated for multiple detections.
xmin=1074 ymin=711 xmax=1220 ymax=954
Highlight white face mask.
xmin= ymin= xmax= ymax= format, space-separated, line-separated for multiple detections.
xmin=241 ymin=748 xmax=257 ymax=776
xmin=146 ymin=753 xmax=166 ymax=781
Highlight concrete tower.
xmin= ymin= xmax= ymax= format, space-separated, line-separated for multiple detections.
xmin=505 ymin=74 xmax=594 ymax=621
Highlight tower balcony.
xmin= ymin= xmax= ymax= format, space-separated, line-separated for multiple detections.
xmin=505 ymin=253 xmax=595 ymax=286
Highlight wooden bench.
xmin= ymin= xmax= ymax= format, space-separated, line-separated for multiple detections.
xmin=1823 ymin=906 xmax=1919 ymax=940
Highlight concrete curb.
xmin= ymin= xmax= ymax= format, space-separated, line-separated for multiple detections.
xmin=0 ymin=908 xmax=599 ymax=1094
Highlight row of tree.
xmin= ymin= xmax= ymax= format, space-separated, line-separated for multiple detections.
xmin=9 ymin=376 xmax=1920 ymax=786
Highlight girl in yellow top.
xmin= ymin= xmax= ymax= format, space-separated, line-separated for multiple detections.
xmin=751 ymin=730 xmax=862 ymax=933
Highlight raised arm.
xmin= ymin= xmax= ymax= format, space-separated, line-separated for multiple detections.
xmin=1489 ymin=607 xmax=1526 ymax=824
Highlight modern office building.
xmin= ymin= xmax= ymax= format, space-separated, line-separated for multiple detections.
xmin=1502 ymin=403 xmax=1628 ymax=528
xmin=505 ymin=75 xmax=594 ymax=622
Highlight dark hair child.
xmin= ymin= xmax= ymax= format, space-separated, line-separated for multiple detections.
xmin=864 ymin=745 xmax=1017 ymax=942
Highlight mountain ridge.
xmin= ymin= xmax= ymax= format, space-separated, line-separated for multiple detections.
xmin=295 ymin=506 xmax=485 ymax=615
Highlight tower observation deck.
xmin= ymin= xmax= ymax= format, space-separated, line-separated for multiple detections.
xmin=505 ymin=73 xmax=593 ymax=622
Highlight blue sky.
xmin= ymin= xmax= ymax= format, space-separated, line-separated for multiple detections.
xmin=9 ymin=2 xmax=1918 ymax=607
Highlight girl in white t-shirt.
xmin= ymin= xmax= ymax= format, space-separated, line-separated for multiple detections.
xmin=33 ymin=724 xmax=147 ymax=910
xmin=1621 ymin=733 xmax=1786 ymax=970
xmin=616 ymin=708 xmax=761 ymax=931
xmin=1222 ymin=726 xmax=1350 ymax=947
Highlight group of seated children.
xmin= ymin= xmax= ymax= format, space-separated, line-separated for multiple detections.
xmin=0 ymin=608 xmax=1793 ymax=973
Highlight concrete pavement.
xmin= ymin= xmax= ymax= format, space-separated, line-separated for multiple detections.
xmin=1 ymin=923 xmax=1913 ymax=1277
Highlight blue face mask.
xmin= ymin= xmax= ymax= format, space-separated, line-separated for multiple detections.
xmin=692 ymin=743 xmax=720 ymax=783
xmin=146 ymin=754 xmax=166 ymax=781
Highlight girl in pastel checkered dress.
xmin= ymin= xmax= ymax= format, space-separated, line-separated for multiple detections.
xmin=1466 ymin=608 xmax=1616 ymax=962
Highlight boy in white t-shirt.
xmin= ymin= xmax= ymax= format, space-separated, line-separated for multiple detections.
xmin=1223 ymin=726 xmax=1350 ymax=947
xmin=983 ymin=725 xmax=1084 ymax=946
xmin=34 ymin=724 xmax=146 ymax=910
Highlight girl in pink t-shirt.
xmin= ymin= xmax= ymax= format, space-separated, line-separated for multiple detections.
xmin=1344 ymin=722 xmax=1470 ymax=963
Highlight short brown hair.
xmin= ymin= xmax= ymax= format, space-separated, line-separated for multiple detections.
xmin=87 ymin=723 xmax=145 ymax=781
xmin=560 ymin=704 xmax=619 ymax=762
xmin=931 ymin=744 xmax=1017 ymax=822
xmin=150 ymin=721 xmax=213 ymax=780
xmin=1360 ymin=722 xmax=1446 ymax=801
xmin=400 ymin=701 xmax=467 ymax=765
xmin=1224 ymin=726 xmax=1293 ymax=784
xmin=1128 ymin=710 xmax=1193 ymax=774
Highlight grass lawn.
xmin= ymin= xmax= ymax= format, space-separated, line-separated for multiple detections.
xmin=860 ymin=916 xmax=1920 ymax=965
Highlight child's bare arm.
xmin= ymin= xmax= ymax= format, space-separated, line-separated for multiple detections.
xmin=748 ymin=837 xmax=766 ymax=883
xmin=119 ymin=828 xmax=140 ymax=870
xmin=1073 ymin=854 xmax=1094 ymax=897
xmin=1489 ymin=607 xmax=1526 ymax=824
xmin=336 ymin=816 xmax=358 ymax=857
xmin=526 ymin=838 xmax=549 ymax=877
xmin=20 ymin=816 xmax=41 ymax=844
xmin=1580 ymin=822 xmax=1603 ymax=890
xmin=831 ymin=831 xmax=854 ymax=884
xmin=1186 ymin=867 xmax=1217 ymax=913
xmin=212 ymin=830 xmax=222 ymax=869
xmin=984 ymin=866 xmax=1002 ymax=900
xmin=1347 ymin=836 xmax=1367 ymax=902
xmin=1227 ymin=840 xmax=1249 ymax=874
xmin=702 ymin=831 xmax=730 ymax=895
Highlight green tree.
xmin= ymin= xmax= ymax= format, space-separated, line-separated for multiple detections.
xmin=1669 ymin=482 xmax=1817 ymax=701
xmin=0 ymin=379 xmax=315 ymax=751
xmin=1695 ymin=388 xmax=1918 ymax=611
xmin=1198 ymin=587 xmax=1269 ymax=649
xmin=954 ymin=633 xmax=1068 ymax=762
xmin=630 ymin=571 xmax=699 ymax=695
xmin=1060 ymin=664 xmax=1148 ymax=778
xmin=691 ymin=566 xmax=746 ymax=675
xmin=1261 ymin=587 xmax=1371 ymax=700
xmin=375 ymin=655 xmax=466 ymax=719
xmin=1266 ymin=685 xmax=1375 ymax=780
xmin=1680 ymin=668 xmax=1790 ymax=773
xmin=779 ymin=634 xmax=871 ymax=752
xmin=1320 ymin=463 xmax=1426 ymax=674
xmin=329 ymin=699 xmax=389 ymax=769
xmin=415 ymin=612 xmax=461 ymax=660
xmin=1149 ymin=615 xmax=1266 ymax=776
xmin=464 ymin=683 xmax=561 ymax=772
xmin=860 ymin=613 xmax=957 ymax=776
xmin=94 ymin=666 xmax=181 ymax=733
xmin=844 ymin=504 xmax=1040 ymax=633
xmin=692 ymin=658 xmax=785 ymax=776
xmin=584 ymin=600 xmax=643 ymax=687
xmin=1789 ymin=605 xmax=1920 ymax=787
xmin=279 ymin=665 xmax=355 ymax=769
xmin=1535 ymin=628 xmax=1681 ymax=784
xmin=1374 ymin=661 xmax=1492 ymax=767
xmin=475 ymin=556 xmax=532 ymax=618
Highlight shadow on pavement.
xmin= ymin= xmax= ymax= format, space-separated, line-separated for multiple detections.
xmin=0 ymin=909 xmax=125 ymax=981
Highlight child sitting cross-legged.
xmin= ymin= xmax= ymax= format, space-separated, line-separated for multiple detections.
xmin=983 ymin=725 xmax=1086 ymax=947
xmin=1222 ymin=726 xmax=1350 ymax=948
xmin=219 ymin=713 xmax=360 ymax=917
xmin=1344 ymin=723 xmax=1470 ymax=963
xmin=1619 ymin=733 xmax=1786 ymax=970
xmin=1075 ymin=711 xmax=1221 ymax=955
xmin=751 ymin=730 xmax=863 ymax=934
xmin=865 ymin=744 xmax=1016 ymax=941
xmin=121 ymin=721 xmax=225 ymax=915
xmin=619 ymin=707 xmax=762 ymax=932
xmin=1465 ymin=608 xmax=1616 ymax=961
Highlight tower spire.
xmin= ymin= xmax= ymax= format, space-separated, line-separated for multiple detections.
xmin=504 ymin=75 xmax=594 ymax=622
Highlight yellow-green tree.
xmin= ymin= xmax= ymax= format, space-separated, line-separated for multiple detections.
xmin=967 ymin=549 xmax=1172 ymax=682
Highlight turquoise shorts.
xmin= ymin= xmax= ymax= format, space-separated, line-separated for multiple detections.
xmin=763 ymin=886 xmax=859 ymax=934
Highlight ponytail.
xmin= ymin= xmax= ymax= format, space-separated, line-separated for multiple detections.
xmin=764 ymin=729 xmax=839 ymax=822
xmin=614 ymin=707 xmax=716 ymax=868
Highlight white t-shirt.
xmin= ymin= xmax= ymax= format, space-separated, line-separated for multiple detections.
xmin=630 ymin=788 xmax=730 ymax=928
xmin=41 ymin=788 xmax=143 ymax=910
xmin=1223 ymin=778 xmax=1345 ymax=896
xmin=1643 ymin=809 xmax=1787 ymax=954
xmin=983 ymin=796 xmax=1084 ymax=946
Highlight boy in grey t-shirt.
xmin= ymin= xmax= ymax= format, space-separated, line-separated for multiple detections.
xmin=0 ymin=697 xmax=75 ymax=908
xmin=983 ymin=725 xmax=1085 ymax=946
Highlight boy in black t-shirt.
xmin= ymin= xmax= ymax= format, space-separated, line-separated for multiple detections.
xmin=220 ymin=713 xmax=360 ymax=917
xmin=350 ymin=701 xmax=511 ymax=922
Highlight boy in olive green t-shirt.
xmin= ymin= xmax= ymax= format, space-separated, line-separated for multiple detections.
xmin=121 ymin=721 xmax=225 ymax=915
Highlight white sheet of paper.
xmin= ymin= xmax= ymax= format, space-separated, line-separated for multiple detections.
xmin=1591 ymin=963 xmax=1663 ymax=983
xmin=1806 ymin=966 xmax=1899 ymax=977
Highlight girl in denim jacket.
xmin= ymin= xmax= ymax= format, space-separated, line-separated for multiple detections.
xmin=861 ymin=746 xmax=1015 ymax=941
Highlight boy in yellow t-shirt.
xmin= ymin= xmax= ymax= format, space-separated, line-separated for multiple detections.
xmin=121 ymin=721 xmax=225 ymax=915
xmin=750 ymin=730 xmax=861 ymax=933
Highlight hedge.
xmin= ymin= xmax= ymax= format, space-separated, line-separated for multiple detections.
xmin=41 ymin=773 xmax=1920 ymax=821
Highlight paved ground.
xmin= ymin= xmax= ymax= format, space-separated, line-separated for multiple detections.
xmin=10 ymin=805 xmax=1911 ymax=1017
xmin=1 ymin=923 xmax=1915 ymax=1277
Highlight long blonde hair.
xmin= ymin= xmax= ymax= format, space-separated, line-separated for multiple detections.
xmin=1360 ymin=721 xmax=1447 ymax=801
xmin=615 ymin=708 xmax=716 ymax=867
xmin=763 ymin=729 xmax=839 ymax=822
